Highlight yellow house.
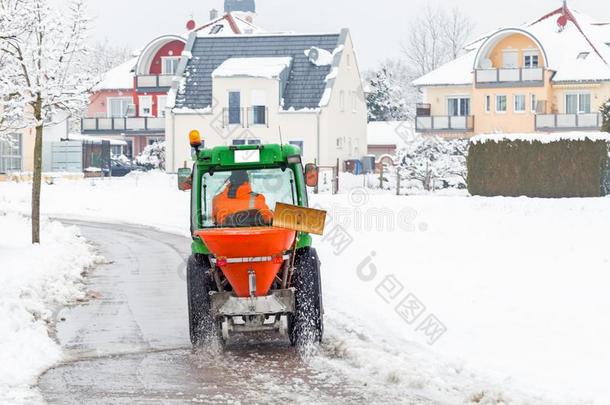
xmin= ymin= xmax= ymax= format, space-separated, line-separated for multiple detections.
xmin=413 ymin=3 xmax=610 ymax=137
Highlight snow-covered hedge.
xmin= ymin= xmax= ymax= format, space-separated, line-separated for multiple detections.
xmin=468 ymin=135 xmax=610 ymax=198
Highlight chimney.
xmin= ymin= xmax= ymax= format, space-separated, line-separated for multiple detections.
xmin=209 ymin=8 xmax=219 ymax=20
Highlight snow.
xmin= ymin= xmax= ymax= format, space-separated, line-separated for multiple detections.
xmin=212 ymin=57 xmax=292 ymax=79
xmin=2 ymin=173 xmax=610 ymax=403
xmin=0 ymin=213 xmax=98 ymax=404
xmin=367 ymin=121 xmax=413 ymax=146
xmin=412 ymin=51 xmax=476 ymax=87
xmin=172 ymin=106 xmax=212 ymax=115
xmin=471 ymin=131 xmax=610 ymax=144
xmin=182 ymin=50 xmax=193 ymax=59
xmin=304 ymin=47 xmax=334 ymax=67
xmin=92 ymin=57 xmax=136 ymax=91
xmin=318 ymin=87 xmax=332 ymax=107
xmin=66 ymin=134 xmax=127 ymax=146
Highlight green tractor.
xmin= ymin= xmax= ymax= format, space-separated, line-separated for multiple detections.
xmin=178 ymin=131 xmax=326 ymax=347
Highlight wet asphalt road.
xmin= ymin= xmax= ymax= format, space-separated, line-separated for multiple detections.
xmin=37 ymin=221 xmax=436 ymax=405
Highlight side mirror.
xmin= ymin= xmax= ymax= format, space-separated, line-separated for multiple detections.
xmin=177 ymin=167 xmax=192 ymax=191
xmin=304 ymin=163 xmax=319 ymax=187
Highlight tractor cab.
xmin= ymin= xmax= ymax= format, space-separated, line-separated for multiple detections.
xmin=178 ymin=130 xmax=325 ymax=347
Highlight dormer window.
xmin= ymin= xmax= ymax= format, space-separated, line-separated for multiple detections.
xmin=577 ymin=52 xmax=590 ymax=60
xmin=162 ymin=57 xmax=180 ymax=75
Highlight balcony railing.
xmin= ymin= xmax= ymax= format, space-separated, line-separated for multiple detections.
xmin=475 ymin=68 xmax=544 ymax=88
xmin=416 ymin=103 xmax=431 ymax=117
xmin=135 ymin=75 xmax=174 ymax=89
xmin=415 ymin=115 xmax=474 ymax=132
xmin=535 ymin=113 xmax=602 ymax=131
xmin=81 ymin=117 xmax=165 ymax=134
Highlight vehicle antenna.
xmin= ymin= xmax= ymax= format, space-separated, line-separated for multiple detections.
xmin=278 ymin=126 xmax=284 ymax=150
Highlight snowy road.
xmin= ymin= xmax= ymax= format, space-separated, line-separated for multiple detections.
xmin=37 ymin=221 xmax=436 ymax=405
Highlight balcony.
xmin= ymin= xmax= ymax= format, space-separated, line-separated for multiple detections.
xmin=535 ymin=113 xmax=603 ymax=131
xmin=135 ymin=75 xmax=174 ymax=91
xmin=475 ymin=68 xmax=544 ymax=88
xmin=81 ymin=117 xmax=166 ymax=134
xmin=415 ymin=115 xmax=474 ymax=132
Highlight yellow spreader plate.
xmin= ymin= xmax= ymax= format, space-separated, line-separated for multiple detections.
xmin=273 ymin=203 xmax=327 ymax=236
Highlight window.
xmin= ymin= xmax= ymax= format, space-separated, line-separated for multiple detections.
xmin=351 ymin=91 xmax=357 ymax=113
xmin=162 ymin=57 xmax=180 ymax=75
xmin=514 ymin=95 xmax=526 ymax=112
xmin=232 ymin=139 xmax=246 ymax=146
xmin=447 ymin=97 xmax=470 ymax=116
xmin=496 ymin=95 xmax=507 ymax=112
xmin=108 ymin=97 xmax=132 ymax=117
xmin=0 ymin=133 xmax=22 ymax=173
xmin=228 ymin=91 xmax=241 ymax=125
xmin=579 ymin=94 xmax=591 ymax=113
xmin=289 ymin=140 xmax=304 ymax=155
xmin=339 ymin=90 xmax=345 ymax=112
xmin=201 ymin=168 xmax=296 ymax=228
xmin=565 ymin=93 xmax=591 ymax=114
xmin=531 ymin=94 xmax=537 ymax=113
xmin=251 ymin=90 xmax=266 ymax=125
xmin=502 ymin=50 xmax=519 ymax=68
xmin=139 ymin=95 xmax=153 ymax=117
xmin=157 ymin=96 xmax=167 ymax=117
xmin=336 ymin=137 xmax=344 ymax=149
xmin=485 ymin=95 xmax=491 ymax=113
xmin=523 ymin=51 xmax=539 ymax=68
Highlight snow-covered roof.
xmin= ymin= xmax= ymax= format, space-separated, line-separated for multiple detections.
xmin=212 ymin=57 xmax=292 ymax=78
xmin=67 ymin=134 xmax=128 ymax=146
xmin=195 ymin=12 xmax=264 ymax=36
xmin=92 ymin=58 xmax=136 ymax=91
xmin=412 ymin=52 xmax=476 ymax=87
xmin=414 ymin=5 xmax=610 ymax=86
xmin=367 ymin=121 xmax=413 ymax=146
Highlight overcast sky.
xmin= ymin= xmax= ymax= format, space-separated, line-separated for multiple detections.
xmin=78 ymin=0 xmax=608 ymax=70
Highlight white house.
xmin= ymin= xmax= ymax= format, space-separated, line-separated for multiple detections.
xmin=165 ymin=29 xmax=367 ymax=172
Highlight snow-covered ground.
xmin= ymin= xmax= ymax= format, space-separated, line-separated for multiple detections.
xmin=0 ymin=213 xmax=99 ymax=404
xmin=1 ymin=172 xmax=609 ymax=404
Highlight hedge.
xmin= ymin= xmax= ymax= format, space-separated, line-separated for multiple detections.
xmin=467 ymin=138 xmax=610 ymax=198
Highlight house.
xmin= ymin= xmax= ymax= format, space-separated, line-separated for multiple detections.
xmin=80 ymin=4 xmax=264 ymax=158
xmin=165 ymin=29 xmax=367 ymax=172
xmin=0 ymin=111 xmax=69 ymax=175
xmin=367 ymin=121 xmax=411 ymax=163
xmin=413 ymin=2 xmax=610 ymax=137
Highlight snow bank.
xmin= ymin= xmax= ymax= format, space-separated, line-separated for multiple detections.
xmin=0 ymin=214 xmax=98 ymax=404
xmin=471 ymin=131 xmax=610 ymax=144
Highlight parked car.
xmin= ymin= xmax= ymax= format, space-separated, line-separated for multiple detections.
xmin=108 ymin=159 xmax=136 ymax=177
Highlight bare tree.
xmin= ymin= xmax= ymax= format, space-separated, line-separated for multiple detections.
xmin=0 ymin=0 xmax=93 ymax=243
xmin=443 ymin=7 xmax=475 ymax=60
xmin=402 ymin=5 xmax=474 ymax=76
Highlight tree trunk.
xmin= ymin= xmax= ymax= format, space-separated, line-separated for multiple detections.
xmin=31 ymin=97 xmax=43 ymax=244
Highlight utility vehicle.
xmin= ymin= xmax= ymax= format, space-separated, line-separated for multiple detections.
xmin=178 ymin=130 xmax=326 ymax=346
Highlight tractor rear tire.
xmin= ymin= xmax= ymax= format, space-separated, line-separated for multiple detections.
xmin=289 ymin=247 xmax=323 ymax=346
xmin=186 ymin=255 xmax=217 ymax=347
